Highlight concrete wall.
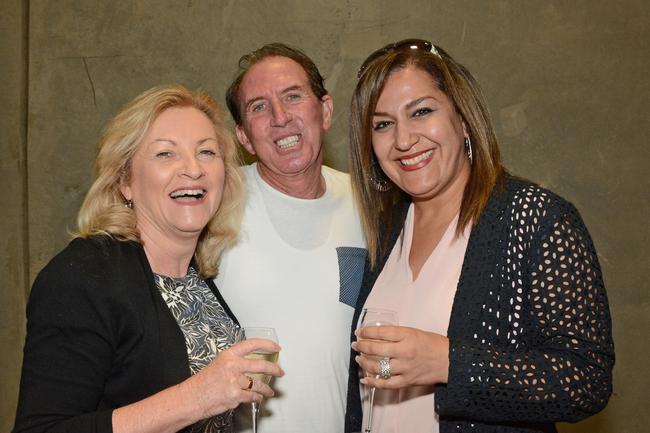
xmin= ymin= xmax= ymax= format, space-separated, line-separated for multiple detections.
xmin=0 ymin=0 xmax=28 ymax=431
xmin=2 ymin=1 xmax=648 ymax=431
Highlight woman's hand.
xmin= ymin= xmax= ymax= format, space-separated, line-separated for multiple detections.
xmin=181 ymin=338 xmax=284 ymax=420
xmin=112 ymin=339 xmax=283 ymax=433
xmin=352 ymin=325 xmax=449 ymax=389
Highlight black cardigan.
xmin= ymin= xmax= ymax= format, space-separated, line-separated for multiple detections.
xmin=13 ymin=236 xmax=238 ymax=433
xmin=345 ymin=177 xmax=614 ymax=433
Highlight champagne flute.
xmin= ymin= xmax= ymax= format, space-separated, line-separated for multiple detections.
xmin=356 ymin=308 xmax=398 ymax=433
xmin=242 ymin=327 xmax=279 ymax=433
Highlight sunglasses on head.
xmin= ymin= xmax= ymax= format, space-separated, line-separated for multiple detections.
xmin=357 ymin=38 xmax=441 ymax=78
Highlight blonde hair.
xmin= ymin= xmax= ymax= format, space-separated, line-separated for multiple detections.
xmin=350 ymin=43 xmax=505 ymax=268
xmin=77 ymin=84 xmax=244 ymax=278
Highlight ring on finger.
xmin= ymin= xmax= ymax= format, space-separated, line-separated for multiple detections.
xmin=246 ymin=376 xmax=254 ymax=390
xmin=379 ymin=357 xmax=391 ymax=379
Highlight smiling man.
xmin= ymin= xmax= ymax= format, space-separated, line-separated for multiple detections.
xmin=215 ymin=43 xmax=367 ymax=432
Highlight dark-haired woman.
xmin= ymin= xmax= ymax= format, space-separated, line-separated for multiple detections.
xmin=345 ymin=39 xmax=614 ymax=433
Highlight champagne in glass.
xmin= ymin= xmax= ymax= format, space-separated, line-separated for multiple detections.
xmin=356 ymin=308 xmax=397 ymax=433
xmin=243 ymin=327 xmax=279 ymax=433
xmin=244 ymin=351 xmax=279 ymax=383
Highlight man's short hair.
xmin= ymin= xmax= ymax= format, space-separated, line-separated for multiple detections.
xmin=225 ymin=42 xmax=328 ymax=125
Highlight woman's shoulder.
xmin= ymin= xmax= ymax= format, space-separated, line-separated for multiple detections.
xmin=26 ymin=236 xmax=152 ymax=327
xmin=34 ymin=235 xmax=144 ymax=292
xmin=47 ymin=235 xmax=141 ymax=268
xmin=481 ymin=175 xmax=594 ymax=247
xmin=497 ymin=175 xmax=580 ymax=217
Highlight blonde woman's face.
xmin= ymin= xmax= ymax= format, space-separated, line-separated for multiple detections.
xmin=120 ymin=106 xmax=225 ymax=245
xmin=371 ymin=66 xmax=470 ymax=201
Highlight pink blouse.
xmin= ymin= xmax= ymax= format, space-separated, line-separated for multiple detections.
xmin=361 ymin=204 xmax=470 ymax=433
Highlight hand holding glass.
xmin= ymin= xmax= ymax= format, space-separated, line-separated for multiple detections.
xmin=242 ymin=327 xmax=279 ymax=433
xmin=356 ymin=308 xmax=398 ymax=433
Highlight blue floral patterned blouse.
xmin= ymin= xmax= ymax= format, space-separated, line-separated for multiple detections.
xmin=155 ymin=267 xmax=241 ymax=433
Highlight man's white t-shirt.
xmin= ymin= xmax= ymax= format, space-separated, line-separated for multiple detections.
xmin=215 ymin=163 xmax=367 ymax=433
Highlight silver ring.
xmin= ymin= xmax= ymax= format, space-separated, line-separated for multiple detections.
xmin=379 ymin=357 xmax=391 ymax=379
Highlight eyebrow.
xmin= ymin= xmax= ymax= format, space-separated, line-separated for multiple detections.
xmin=406 ymin=96 xmax=434 ymax=110
xmin=150 ymin=137 xmax=218 ymax=145
xmin=373 ymin=96 xmax=438 ymax=117
xmin=281 ymin=85 xmax=304 ymax=94
xmin=242 ymin=85 xmax=307 ymax=111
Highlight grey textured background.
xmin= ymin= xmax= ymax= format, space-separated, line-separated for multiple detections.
xmin=1 ymin=1 xmax=648 ymax=432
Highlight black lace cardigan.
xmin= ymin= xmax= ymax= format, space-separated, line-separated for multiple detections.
xmin=345 ymin=176 xmax=614 ymax=433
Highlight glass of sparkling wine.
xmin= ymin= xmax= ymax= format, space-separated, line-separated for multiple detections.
xmin=357 ymin=308 xmax=398 ymax=433
xmin=243 ymin=327 xmax=279 ymax=433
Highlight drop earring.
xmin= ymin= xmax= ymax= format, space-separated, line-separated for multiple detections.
xmin=368 ymin=154 xmax=392 ymax=192
xmin=464 ymin=136 xmax=473 ymax=165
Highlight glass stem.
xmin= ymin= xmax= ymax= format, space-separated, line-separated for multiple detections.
xmin=364 ymin=386 xmax=376 ymax=433
xmin=251 ymin=401 xmax=259 ymax=433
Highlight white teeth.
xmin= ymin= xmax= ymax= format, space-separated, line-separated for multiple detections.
xmin=276 ymin=135 xmax=300 ymax=149
xmin=400 ymin=150 xmax=433 ymax=166
xmin=170 ymin=189 xmax=205 ymax=199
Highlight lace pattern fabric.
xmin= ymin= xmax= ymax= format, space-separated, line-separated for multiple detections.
xmin=345 ymin=176 xmax=614 ymax=433
xmin=155 ymin=267 xmax=241 ymax=433
xmin=435 ymin=180 xmax=614 ymax=429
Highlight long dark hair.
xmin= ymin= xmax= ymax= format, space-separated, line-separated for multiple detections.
xmin=349 ymin=41 xmax=505 ymax=267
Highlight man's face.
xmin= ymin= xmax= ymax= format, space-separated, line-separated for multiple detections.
xmin=235 ymin=56 xmax=333 ymax=186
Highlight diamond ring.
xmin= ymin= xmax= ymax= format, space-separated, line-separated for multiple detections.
xmin=379 ymin=357 xmax=391 ymax=379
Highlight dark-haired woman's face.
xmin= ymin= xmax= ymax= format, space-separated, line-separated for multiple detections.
xmin=371 ymin=66 xmax=470 ymax=201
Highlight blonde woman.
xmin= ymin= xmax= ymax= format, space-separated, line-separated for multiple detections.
xmin=13 ymin=85 xmax=282 ymax=433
